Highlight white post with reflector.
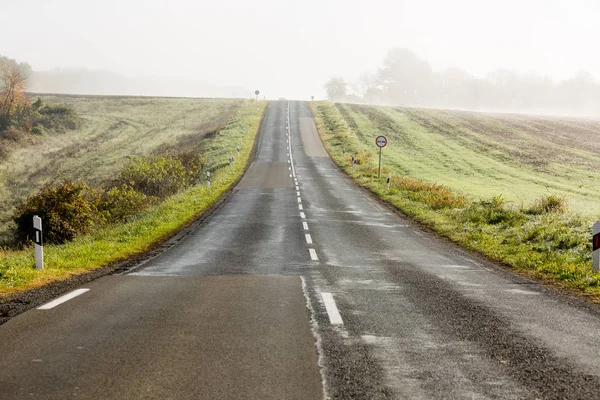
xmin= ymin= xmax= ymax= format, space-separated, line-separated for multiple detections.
xmin=593 ymin=221 xmax=600 ymax=273
xmin=33 ymin=215 xmax=44 ymax=270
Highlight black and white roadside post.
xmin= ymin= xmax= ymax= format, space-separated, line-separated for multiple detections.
xmin=206 ymin=170 xmax=211 ymax=188
xmin=33 ymin=215 xmax=43 ymax=270
xmin=376 ymin=135 xmax=388 ymax=179
xmin=237 ymin=146 xmax=240 ymax=157
xmin=593 ymin=221 xmax=600 ymax=273
xmin=387 ymin=173 xmax=391 ymax=190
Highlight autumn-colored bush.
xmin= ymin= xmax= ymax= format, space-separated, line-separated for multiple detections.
xmin=14 ymin=181 xmax=102 ymax=244
xmin=392 ymin=175 xmax=468 ymax=209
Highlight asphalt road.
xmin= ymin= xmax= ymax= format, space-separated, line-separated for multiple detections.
xmin=1 ymin=100 xmax=600 ymax=399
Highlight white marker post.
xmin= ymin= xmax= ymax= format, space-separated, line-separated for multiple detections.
xmin=593 ymin=221 xmax=600 ymax=273
xmin=33 ymin=215 xmax=43 ymax=270
xmin=386 ymin=173 xmax=391 ymax=190
xmin=206 ymin=170 xmax=211 ymax=188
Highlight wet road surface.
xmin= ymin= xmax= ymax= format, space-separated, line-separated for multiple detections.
xmin=1 ymin=101 xmax=600 ymax=399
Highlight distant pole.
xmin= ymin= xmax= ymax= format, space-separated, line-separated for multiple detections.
xmin=594 ymin=221 xmax=600 ymax=273
xmin=33 ymin=215 xmax=44 ymax=270
xmin=387 ymin=173 xmax=391 ymax=190
xmin=254 ymin=90 xmax=260 ymax=102
xmin=378 ymin=147 xmax=382 ymax=179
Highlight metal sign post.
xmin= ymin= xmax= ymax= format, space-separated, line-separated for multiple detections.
xmin=375 ymin=135 xmax=388 ymax=179
xmin=593 ymin=221 xmax=600 ymax=273
xmin=33 ymin=215 xmax=44 ymax=270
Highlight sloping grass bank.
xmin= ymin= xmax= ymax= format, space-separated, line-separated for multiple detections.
xmin=310 ymin=101 xmax=600 ymax=298
xmin=0 ymin=101 xmax=267 ymax=295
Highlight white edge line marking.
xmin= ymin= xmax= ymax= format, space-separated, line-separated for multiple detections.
xmin=321 ymin=292 xmax=343 ymax=325
xmin=306 ymin=234 xmax=313 ymax=244
xmin=38 ymin=289 xmax=90 ymax=310
xmin=300 ymin=212 xmax=306 ymax=219
xmin=303 ymin=221 xmax=309 ymax=230
xmin=309 ymin=248 xmax=319 ymax=261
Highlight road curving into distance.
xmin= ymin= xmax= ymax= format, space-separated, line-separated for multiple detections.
xmin=0 ymin=100 xmax=599 ymax=399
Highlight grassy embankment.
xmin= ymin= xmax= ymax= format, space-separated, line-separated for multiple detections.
xmin=311 ymin=101 xmax=600 ymax=297
xmin=0 ymin=96 xmax=266 ymax=295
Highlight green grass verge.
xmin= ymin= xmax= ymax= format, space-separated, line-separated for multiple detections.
xmin=310 ymin=101 xmax=600 ymax=298
xmin=0 ymin=101 xmax=267 ymax=295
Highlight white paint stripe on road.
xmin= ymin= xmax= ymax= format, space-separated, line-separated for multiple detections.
xmin=297 ymin=197 xmax=302 ymax=203
xmin=297 ymin=191 xmax=301 ymax=196
xmin=299 ymin=204 xmax=303 ymax=210
xmin=309 ymin=248 xmax=319 ymax=261
xmin=306 ymin=234 xmax=313 ymax=244
xmin=38 ymin=289 xmax=90 ymax=310
xmin=303 ymin=221 xmax=309 ymax=230
xmin=295 ymin=186 xmax=299 ymax=190
xmin=300 ymin=212 xmax=306 ymax=219
xmin=321 ymin=292 xmax=343 ymax=325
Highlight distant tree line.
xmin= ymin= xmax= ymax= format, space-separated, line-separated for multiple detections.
xmin=325 ymin=48 xmax=600 ymax=116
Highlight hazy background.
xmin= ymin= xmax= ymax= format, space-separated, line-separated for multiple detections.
xmin=1 ymin=0 xmax=599 ymax=106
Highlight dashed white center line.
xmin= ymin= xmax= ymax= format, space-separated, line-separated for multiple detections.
xmin=295 ymin=186 xmax=299 ymax=190
xmin=299 ymin=204 xmax=303 ymax=210
xmin=296 ymin=191 xmax=300 ymax=196
xmin=321 ymin=292 xmax=344 ymax=325
xmin=297 ymin=197 xmax=302 ymax=203
xmin=300 ymin=212 xmax=306 ymax=219
xmin=309 ymin=248 xmax=319 ymax=261
xmin=38 ymin=289 xmax=90 ymax=310
xmin=303 ymin=221 xmax=309 ymax=230
xmin=305 ymin=234 xmax=313 ymax=244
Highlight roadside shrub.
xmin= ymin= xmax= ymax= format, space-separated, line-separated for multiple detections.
xmin=527 ymin=194 xmax=568 ymax=215
xmin=31 ymin=125 xmax=45 ymax=135
xmin=461 ymin=196 xmax=525 ymax=225
xmin=14 ymin=181 xmax=102 ymax=244
xmin=118 ymin=155 xmax=196 ymax=199
xmin=392 ymin=175 xmax=467 ymax=209
xmin=100 ymin=184 xmax=152 ymax=222
xmin=37 ymin=103 xmax=80 ymax=133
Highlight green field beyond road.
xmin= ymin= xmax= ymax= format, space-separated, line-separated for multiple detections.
xmin=335 ymin=103 xmax=600 ymax=218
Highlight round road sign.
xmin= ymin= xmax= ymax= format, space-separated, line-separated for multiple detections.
xmin=376 ymin=135 xmax=387 ymax=148
xmin=255 ymin=90 xmax=260 ymax=96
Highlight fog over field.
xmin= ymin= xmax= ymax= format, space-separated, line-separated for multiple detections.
xmin=1 ymin=0 xmax=599 ymax=114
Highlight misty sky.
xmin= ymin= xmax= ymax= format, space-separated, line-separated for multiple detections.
xmin=1 ymin=0 xmax=599 ymax=99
